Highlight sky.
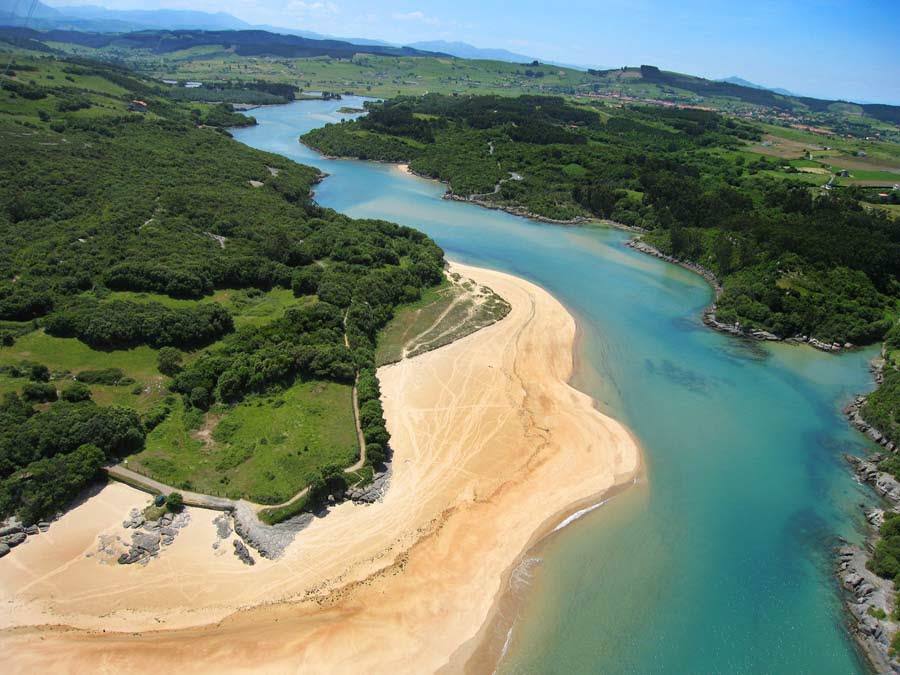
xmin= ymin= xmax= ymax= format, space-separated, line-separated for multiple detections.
xmin=43 ymin=0 xmax=900 ymax=104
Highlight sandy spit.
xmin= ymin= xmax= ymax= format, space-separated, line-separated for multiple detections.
xmin=0 ymin=262 xmax=641 ymax=673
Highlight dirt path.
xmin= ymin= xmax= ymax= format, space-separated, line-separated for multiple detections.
xmin=402 ymin=291 xmax=467 ymax=359
xmin=343 ymin=312 xmax=367 ymax=472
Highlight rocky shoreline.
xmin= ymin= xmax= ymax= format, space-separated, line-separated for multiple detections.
xmin=845 ymin=354 xmax=894 ymax=453
xmin=441 ymin=192 xmax=592 ymax=226
xmin=843 ymin=455 xmax=900 ymax=672
xmin=625 ymin=239 xmax=852 ymax=353
xmin=0 ymin=520 xmax=51 ymax=558
xmin=230 ymin=466 xmax=391 ymax=560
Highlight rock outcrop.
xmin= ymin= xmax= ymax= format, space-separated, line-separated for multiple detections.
xmin=837 ymin=544 xmax=900 ymax=673
xmin=0 ymin=517 xmax=55 ymax=558
xmin=346 ymin=470 xmax=390 ymax=504
xmin=117 ymin=510 xmax=191 ymax=565
xmin=843 ymin=454 xmax=900 ymax=671
xmin=233 ymin=539 xmax=255 ymax=566
xmin=232 ymin=501 xmax=314 ymax=560
xmin=844 ymin=355 xmax=894 ymax=454
xmin=625 ymin=239 xmax=851 ymax=353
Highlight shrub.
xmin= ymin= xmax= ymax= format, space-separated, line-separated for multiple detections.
xmin=166 ymin=492 xmax=184 ymax=512
xmin=75 ymin=368 xmax=133 ymax=386
xmin=22 ymin=382 xmax=57 ymax=403
xmin=61 ymin=382 xmax=92 ymax=402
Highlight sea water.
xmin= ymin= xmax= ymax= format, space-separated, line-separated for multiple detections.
xmin=234 ymin=99 xmax=877 ymax=673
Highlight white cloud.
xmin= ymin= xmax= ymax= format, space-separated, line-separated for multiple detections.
xmin=392 ymin=10 xmax=439 ymax=25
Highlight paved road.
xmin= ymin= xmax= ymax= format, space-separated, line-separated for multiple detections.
xmin=105 ymin=465 xmax=236 ymax=511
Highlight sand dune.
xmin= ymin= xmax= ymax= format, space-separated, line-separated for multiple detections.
xmin=0 ymin=263 xmax=640 ymax=673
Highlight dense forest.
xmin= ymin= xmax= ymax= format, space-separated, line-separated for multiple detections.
xmin=303 ymin=94 xmax=899 ymax=347
xmin=0 ymin=55 xmax=444 ymax=522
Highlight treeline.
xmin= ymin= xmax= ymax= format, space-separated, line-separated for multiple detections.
xmin=166 ymin=80 xmax=299 ymax=105
xmin=302 ymin=93 xmax=899 ymax=346
xmin=44 ymin=299 xmax=234 ymax=349
xmin=0 ymin=395 xmax=145 ymax=523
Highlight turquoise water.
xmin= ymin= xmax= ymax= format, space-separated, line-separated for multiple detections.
xmin=234 ymin=99 xmax=878 ymax=673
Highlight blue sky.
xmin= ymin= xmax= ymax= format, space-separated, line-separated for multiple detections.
xmin=46 ymin=0 xmax=900 ymax=103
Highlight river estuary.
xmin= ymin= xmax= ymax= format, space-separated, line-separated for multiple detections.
xmin=234 ymin=98 xmax=878 ymax=673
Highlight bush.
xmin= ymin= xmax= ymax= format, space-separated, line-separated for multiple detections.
xmin=22 ymin=382 xmax=57 ymax=402
xmin=366 ymin=442 xmax=386 ymax=465
xmin=142 ymin=398 xmax=173 ymax=431
xmin=61 ymin=382 xmax=92 ymax=402
xmin=75 ymin=368 xmax=133 ymax=386
xmin=189 ymin=386 xmax=210 ymax=410
xmin=27 ymin=363 xmax=50 ymax=382
xmin=166 ymin=492 xmax=184 ymax=512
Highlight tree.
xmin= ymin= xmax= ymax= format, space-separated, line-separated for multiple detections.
xmin=61 ymin=382 xmax=92 ymax=402
xmin=157 ymin=347 xmax=184 ymax=376
xmin=713 ymin=233 xmax=734 ymax=275
xmin=22 ymin=382 xmax=57 ymax=403
xmin=166 ymin=492 xmax=184 ymax=512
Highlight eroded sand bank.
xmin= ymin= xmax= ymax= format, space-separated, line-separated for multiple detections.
xmin=0 ymin=263 xmax=640 ymax=673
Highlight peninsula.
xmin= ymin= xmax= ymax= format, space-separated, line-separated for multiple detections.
xmin=0 ymin=263 xmax=640 ymax=672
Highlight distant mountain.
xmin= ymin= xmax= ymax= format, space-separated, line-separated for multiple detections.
xmin=0 ymin=26 xmax=442 ymax=59
xmin=720 ymin=76 xmax=794 ymax=97
xmin=1 ymin=2 xmax=414 ymax=47
xmin=0 ymin=0 xmax=249 ymax=32
xmin=59 ymin=5 xmax=251 ymax=30
xmin=406 ymin=40 xmax=533 ymax=63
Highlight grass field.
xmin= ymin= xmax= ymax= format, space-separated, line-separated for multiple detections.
xmin=376 ymin=273 xmax=511 ymax=366
xmin=0 ymin=329 xmax=165 ymax=409
xmin=127 ymin=380 xmax=357 ymax=503
xmin=0 ymin=285 xmax=313 ymax=409
xmin=103 ymin=287 xmax=308 ymax=327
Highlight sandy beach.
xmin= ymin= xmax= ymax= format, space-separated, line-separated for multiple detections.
xmin=0 ymin=262 xmax=640 ymax=673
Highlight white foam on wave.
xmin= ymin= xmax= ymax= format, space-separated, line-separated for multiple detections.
xmin=509 ymin=556 xmax=542 ymax=591
xmin=552 ymin=476 xmax=639 ymax=533
xmin=500 ymin=625 xmax=514 ymax=657
xmin=552 ymin=498 xmax=609 ymax=533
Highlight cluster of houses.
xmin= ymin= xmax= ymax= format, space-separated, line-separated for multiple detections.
xmin=161 ymin=80 xmax=203 ymax=88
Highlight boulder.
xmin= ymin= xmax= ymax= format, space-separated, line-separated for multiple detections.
xmin=132 ymin=531 xmax=161 ymax=555
xmin=213 ymin=513 xmax=232 ymax=540
xmin=0 ymin=543 xmax=9 ymax=558
xmin=233 ymin=539 xmax=255 ymax=566
xmin=1 ymin=532 xmax=26 ymax=547
xmin=0 ymin=525 xmax=23 ymax=537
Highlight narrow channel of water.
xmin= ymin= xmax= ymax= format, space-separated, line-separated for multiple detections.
xmin=234 ymin=99 xmax=877 ymax=673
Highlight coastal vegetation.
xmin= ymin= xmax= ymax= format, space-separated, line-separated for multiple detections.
xmin=303 ymin=94 xmax=900 ymax=347
xmin=375 ymin=273 xmax=511 ymax=366
xmin=0 ymin=53 xmax=444 ymax=522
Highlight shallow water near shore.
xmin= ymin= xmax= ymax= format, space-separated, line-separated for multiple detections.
xmin=234 ymin=99 xmax=878 ymax=673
